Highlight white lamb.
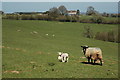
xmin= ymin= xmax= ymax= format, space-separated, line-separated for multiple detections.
xmin=58 ymin=52 xmax=69 ymax=62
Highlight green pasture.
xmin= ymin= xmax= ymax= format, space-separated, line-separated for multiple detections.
xmin=2 ymin=19 xmax=119 ymax=78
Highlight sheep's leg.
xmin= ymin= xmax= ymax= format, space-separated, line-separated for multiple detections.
xmin=92 ymin=59 xmax=97 ymax=65
xmin=89 ymin=55 xmax=93 ymax=63
xmin=99 ymin=59 xmax=102 ymax=66
xmin=94 ymin=60 xmax=97 ymax=64
xmin=91 ymin=59 xmax=93 ymax=63
xmin=62 ymin=57 xmax=65 ymax=62
xmin=88 ymin=57 xmax=90 ymax=63
xmin=59 ymin=60 xmax=62 ymax=62
xmin=66 ymin=57 xmax=68 ymax=62
xmin=65 ymin=57 xmax=67 ymax=62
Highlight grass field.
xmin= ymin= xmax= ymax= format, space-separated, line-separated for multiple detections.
xmin=2 ymin=19 xmax=119 ymax=78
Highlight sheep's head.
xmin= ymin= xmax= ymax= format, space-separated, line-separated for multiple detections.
xmin=58 ymin=52 xmax=62 ymax=56
xmin=81 ymin=45 xmax=89 ymax=55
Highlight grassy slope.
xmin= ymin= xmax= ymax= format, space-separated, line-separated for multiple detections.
xmin=2 ymin=19 xmax=118 ymax=78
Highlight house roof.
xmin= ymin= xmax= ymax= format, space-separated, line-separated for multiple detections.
xmin=67 ymin=10 xmax=77 ymax=13
xmin=67 ymin=10 xmax=77 ymax=15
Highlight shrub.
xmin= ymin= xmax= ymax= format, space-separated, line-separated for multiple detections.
xmin=95 ymin=32 xmax=108 ymax=41
xmin=95 ymin=30 xmax=119 ymax=43
xmin=57 ymin=16 xmax=67 ymax=22
xmin=107 ymin=30 xmax=115 ymax=42
xmin=90 ymin=15 xmax=104 ymax=24
xmin=114 ymin=28 xmax=120 ymax=43
xmin=21 ymin=15 xmax=31 ymax=20
xmin=83 ymin=26 xmax=119 ymax=43
xmin=83 ymin=26 xmax=94 ymax=38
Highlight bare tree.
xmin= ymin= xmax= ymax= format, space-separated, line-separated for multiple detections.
xmin=86 ymin=6 xmax=99 ymax=15
xmin=49 ymin=7 xmax=61 ymax=17
xmin=58 ymin=5 xmax=67 ymax=15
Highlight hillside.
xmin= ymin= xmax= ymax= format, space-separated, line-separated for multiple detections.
xmin=2 ymin=20 xmax=119 ymax=78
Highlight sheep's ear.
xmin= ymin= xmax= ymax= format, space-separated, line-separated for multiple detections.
xmin=81 ymin=46 xmax=83 ymax=48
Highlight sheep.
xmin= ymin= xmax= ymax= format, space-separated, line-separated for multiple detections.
xmin=58 ymin=52 xmax=69 ymax=62
xmin=46 ymin=34 xmax=48 ymax=36
xmin=33 ymin=31 xmax=38 ymax=34
xmin=30 ymin=31 xmax=38 ymax=34
xmin=17 ymin=29 xmax=21 ymax=32
xmin=52 ymin=34 xmax=55 ymax=37
xmin=81 ymin=45 xmax=103 ymax=66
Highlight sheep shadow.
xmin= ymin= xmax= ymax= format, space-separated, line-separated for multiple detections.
xmin=81 ymin=61 xmax=101 ymax=66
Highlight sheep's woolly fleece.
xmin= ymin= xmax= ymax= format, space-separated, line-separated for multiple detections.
xmin=85 ymin=48 xmax=102 ymax=60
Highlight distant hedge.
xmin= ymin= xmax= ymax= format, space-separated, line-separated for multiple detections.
xmin=2 ymin=14 xmax=119 ymax=24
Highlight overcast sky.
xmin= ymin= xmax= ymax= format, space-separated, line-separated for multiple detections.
xmin=2 ymin=2 xmax=118 ymax=13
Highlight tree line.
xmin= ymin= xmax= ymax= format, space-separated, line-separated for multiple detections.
xmin=2 ymin=5 xmax=119 ymax=24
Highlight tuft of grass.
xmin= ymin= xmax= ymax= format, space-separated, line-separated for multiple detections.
xmin=48 ymin=63 xmax=55 ymax=66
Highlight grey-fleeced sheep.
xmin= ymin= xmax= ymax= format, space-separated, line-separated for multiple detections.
xmin=81 ymin=45 xmax=103 ymax=66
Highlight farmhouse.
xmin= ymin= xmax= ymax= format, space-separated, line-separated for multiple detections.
xmin=67 ymin=10 xmax=77 ymax=15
